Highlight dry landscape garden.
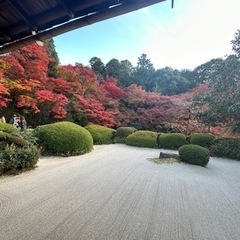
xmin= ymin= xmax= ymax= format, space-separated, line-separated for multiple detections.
xmin=0 ymin=30 xmax=240 ymax=239
xmin=0 ymin=29 xmax=240 ymax=173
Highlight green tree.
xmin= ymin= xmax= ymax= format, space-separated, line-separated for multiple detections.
xmin=196 ymin=29 xmax=240 ymax=132
xmin=44 ymin=38 xmax=59 ymax=78
xmin=89 ymin=57 xmax=106 ymax=81
xmin=192 ymin=58 xmax=224 ymax=83
xmin=180 ymin=69 xmax=199 ymax=89
xmin=118 ymin=60 xmax=134 ymax=87
xmin=105 ymin=58 xmax=121 ymax=79
xmin=154 ymin=67 xmax=189 ymax=95
xmin=133 ymin=54 xmax=155 ymax=91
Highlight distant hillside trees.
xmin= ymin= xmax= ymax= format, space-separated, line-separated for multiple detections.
xmin=153 ymin=67 xmax=190 ymax=95
xmin=89 ymin=54 xmax=202 ymax=95
xmin=0 ymin=42 xmax=206 ymax=131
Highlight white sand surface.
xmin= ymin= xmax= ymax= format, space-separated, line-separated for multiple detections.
xmin=0 ymin=144 xmax=240 ymax=240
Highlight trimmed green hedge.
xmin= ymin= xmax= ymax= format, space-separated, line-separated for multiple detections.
xmin=33 ymin=121 xmax=93 ymax=156
xmin=113 ymin=127 xmax=137 ymax=143
xmin=157 ymin=133 xmax=187 ymax=150
xmin=189 ymin=133 xmax=215 ymax=148
xmin=210 ymin=138 xmax=240 ymax=160
xmin=85 ymin=124 xmax=116 ymax=144
xmin=125 ymin=130 xmax=158 ymax=148
xmin=179 ymin=144 xmax=210 ymax=167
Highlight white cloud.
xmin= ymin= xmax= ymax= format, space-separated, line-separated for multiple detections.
xmin=142 ymin=0 xmax=240 ymax=69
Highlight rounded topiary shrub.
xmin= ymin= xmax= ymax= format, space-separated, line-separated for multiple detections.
xmin=210 ymin=138 xmax=240 ymax=160
xmin=179 ymin=144 xmax=210 ymax=167
xmin=125 ymin=130 xmax=158 ymax=148
xmin=0 ymin=122 xmax=20 ymax=135
xmin=113 ymin=127 xmax=137 ymax=143
xmin=157 ymin=133 xmax=187 ymax=150
xmin=85 ymin=124 xmax=116 ymax=145
xmin=33 ymin=121 xmax=93 ymax=156
xmin=189 ymin=133 xmax=215 ymax=148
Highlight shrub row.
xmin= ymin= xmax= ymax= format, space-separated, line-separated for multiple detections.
xmin=85 ymin=125 xmax=138 ymax=145
xmin=2 ymin=120 xmax=235 ymax=174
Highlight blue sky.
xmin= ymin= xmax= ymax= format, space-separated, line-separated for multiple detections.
xmin=54 ymin=0 xmax=240 ymax=70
